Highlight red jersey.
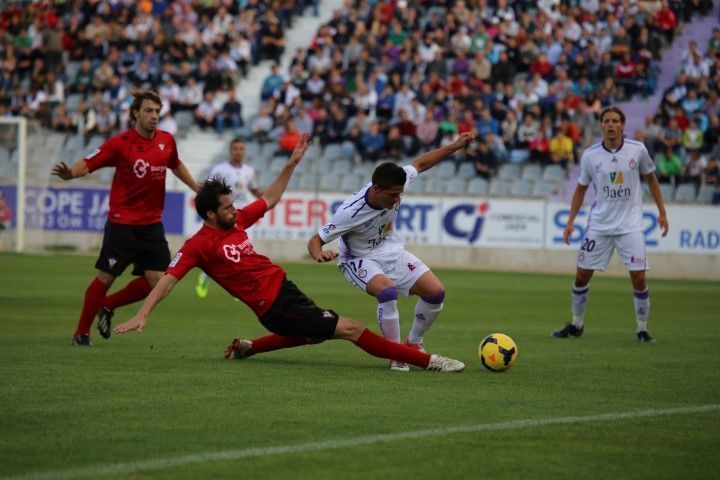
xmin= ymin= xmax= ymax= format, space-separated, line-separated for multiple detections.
xmin=166 ymin=198 xmax=286 ymax=317
xmin=84 ymin=129 xmax=181 ymax=225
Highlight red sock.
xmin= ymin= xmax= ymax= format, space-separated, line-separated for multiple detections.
xmin=74 ymin=278 xmax=109 ymax=336
xmin=247 ymin=334 xmax=311 ymax=357
xmin=103 ymin=277 xmax=152 ymax=311
xmin=355 ymin=329 xmax=431 ymax=368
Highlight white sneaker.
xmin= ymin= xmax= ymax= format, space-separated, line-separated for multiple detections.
xmin=426 ymin=354 xmax=465 ymax=372
xmin=390 ymin=360 xmax=410 ymax=371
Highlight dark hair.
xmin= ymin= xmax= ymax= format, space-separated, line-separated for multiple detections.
xmin=129 ymin=90 xmax=163 ymax=122
xmin=600 ymin=106 xmax=626 ymax=124
xmin=195 ymin=177 xmax=232 ymax=220
xmin=372 ymin=162 xmax=407 ymax=190
xmin=230 ymin=137 xmax=245 ymax=148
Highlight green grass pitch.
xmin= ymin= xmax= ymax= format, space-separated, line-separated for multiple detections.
xmin=1 ymin=252 xmax=719 ymax=480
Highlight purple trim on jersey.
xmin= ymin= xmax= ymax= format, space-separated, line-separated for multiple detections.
xmin=377 ymin=286 xmax=398 ymax=303
xmin=349 ymin=202 xmax=368 ymax=218
xmin=601 ymin=138 xmax=624 ymax=153
xmin=342 ymin=260 xmax=368 ymax=287
xmin=584 ymin=142 xmax=603 ymax=154
xmin=572 ymin=285 xmax=590 ymax=295
xmin=363 ymin=187 xmax=384 ymax=211
xmin=342 ymin=189 xmax=372 ymax=219
xmin=633 ymin=289 xmax=649 ymax=300
xmin=422 ymin=290 xmax=445 ymax=304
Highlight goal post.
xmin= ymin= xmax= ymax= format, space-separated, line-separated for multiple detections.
xmin=0 ymin=116 xmax=111 ymax=253
xmin=0 ymin=116 xmax=27 ymax=252
xmin=0 ymin=119 xmax=188 ymax=254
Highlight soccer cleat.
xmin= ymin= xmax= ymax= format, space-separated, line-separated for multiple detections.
xmin=551 ymin=323 xmax=584 ymax=338
xmin=403 ymin=338 xmax=426 ymax=353
xmin=389 ymin=360 xmax=410 ymax=371
xmin=72 ymin=334 xmax=92 ymax=346
xmin=426 ymin=354 xmax=465 ymax=372
xmin=225 ymin=338 xmax=253 ymax=360
xmin=96 ymin=307 xmax=114 ymax=339
xmin=196 ymin=275 xmax=209 ymax=299
xmin=637 ymin=331 xmax=656 ymax=343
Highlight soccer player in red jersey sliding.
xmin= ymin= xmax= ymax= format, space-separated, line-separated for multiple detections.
xmin=52 ymin=90 xmax=199 ymax=346
xmin=114 ymin=134 xmax=464 ymax=372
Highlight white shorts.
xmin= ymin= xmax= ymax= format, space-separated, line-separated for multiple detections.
xmin=576 ymin=230 xmax=648 ymax=272
xmin=338 ymin=251 xmax=430 ymax=297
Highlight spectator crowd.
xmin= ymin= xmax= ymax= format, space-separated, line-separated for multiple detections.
xmin=0 ymin=0 xmax=718 ymax=202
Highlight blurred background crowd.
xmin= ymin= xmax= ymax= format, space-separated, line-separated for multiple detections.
xmin=0 ymin=0 xmax=718 ymax=203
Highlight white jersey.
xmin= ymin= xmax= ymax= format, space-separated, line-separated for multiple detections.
xmin=208 ymin=161 xmax=258 ymax=207
xmin=578 ymin=139 xmax=655 ymax=235
xmin=318 ymin=165 xmax=419 ymax=261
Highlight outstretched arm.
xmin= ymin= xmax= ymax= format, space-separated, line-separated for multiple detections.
xmin=52 ymin=160 xmax=89 ymax=181
xmin=172 ymin=162 xmax=200 ymax=193
xmin=262 ymin=133 xmax=311 ymax=210
xmin=411 ymin=131 xmax=475 ymax=173
xmin=307 ymin=233 xmax=339 ymax=263
xmin=114 ymin=274 xmax=179 ymax=333
xmin=563 ymin=183 xmax=589 ymax=244
xmin=645 ymin=172 xmax=669 ymax=237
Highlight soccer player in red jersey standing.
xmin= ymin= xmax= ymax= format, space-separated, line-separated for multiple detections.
xmin=52 ymin=90 xmax=199 ymax=346
xmin=114 ymin=134 xmax=464 ymax=372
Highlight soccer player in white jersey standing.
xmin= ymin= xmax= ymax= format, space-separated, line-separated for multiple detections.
xmin=552 ymin=106 xmax=669 ymax=343
xmin=196 ymin=138 xmax=263 ymax=298
xmin=307 ymin=132 xmax=475 ymax=371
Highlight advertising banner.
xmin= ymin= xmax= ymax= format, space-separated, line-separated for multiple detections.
xmin=545 ymin=202 xmax=720 ymax=254
xmin=4 ymin=183 xmax=717 ymax=255
xmin=439 ymin=198 xmax=544 ymax=248
xmin=0 ymin=184 xmax=185 ymax=234
xmin=182 ymin=193 xmax=546 ymax=249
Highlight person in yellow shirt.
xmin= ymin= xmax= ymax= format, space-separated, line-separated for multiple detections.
xmin=550 ymin=128 xmax=575 ymax=169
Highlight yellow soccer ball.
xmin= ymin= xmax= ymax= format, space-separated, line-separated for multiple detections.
xmin=478 ymin=333 xmax=518 ymax=372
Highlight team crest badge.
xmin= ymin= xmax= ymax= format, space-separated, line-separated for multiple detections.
xmin=629 ymin=158 xmax=636 ymax=169
xmin=158 ymin=143 xmax=165 ymax=150
xmin=133 ymin=159 xmax=148 ymax=178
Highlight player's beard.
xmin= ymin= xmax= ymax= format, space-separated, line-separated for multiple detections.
xmin=217 ymin=215 xmax=236 ymax=230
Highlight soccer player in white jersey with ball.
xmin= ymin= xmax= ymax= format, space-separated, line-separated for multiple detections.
xmin=552 ymin=106 xmax=669 ymax=343
xmin=307 ymin=132 xmax=475 ymax=371
xmin=196 ymin=138 xmax=262 ymax=298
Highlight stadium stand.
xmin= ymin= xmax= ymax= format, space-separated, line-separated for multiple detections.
xmin=0 ymin=0 xmax=717 ymax=204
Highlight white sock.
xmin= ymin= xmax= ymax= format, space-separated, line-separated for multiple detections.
xmin=634 ymin=289 xmax=650 ymax=332
xmin=377 ymin=299 xmax=400 ymax=343
xmin=408 ymin=299 xmax=443 ymax=344
xmin=571 ymin=284 xmax=590 ymax=328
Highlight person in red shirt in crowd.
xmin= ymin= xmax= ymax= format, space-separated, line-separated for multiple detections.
xmin=655 ymin=2 xmax=678 ymax=44
xmin=615 ymin=52 xmax=638 ymax=98
xmin=277 ymin=118 xmax=302 ymax=154
xmin=457 ymin=110 xmax=476 ymax=134
xmin=529 ymin=52 xmax=553 ymax=79
xmin=52 ymin=90 xmax=199 ymax=346
xmin=529 ymin=131 xmax=551 ymax=164
xmin=114 ymin=134 xmax=464 ymax=373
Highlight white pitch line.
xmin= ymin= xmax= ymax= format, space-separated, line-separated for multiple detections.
xmin=3 ymin=404 xmax=719 ymax=480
